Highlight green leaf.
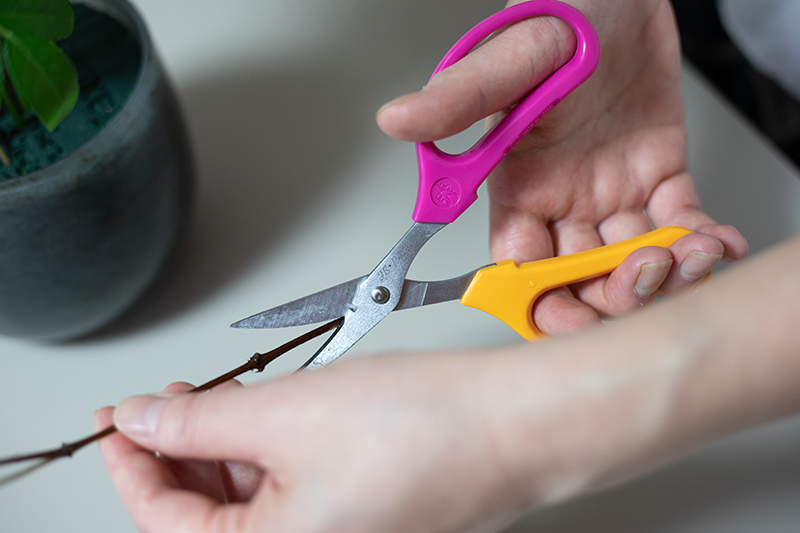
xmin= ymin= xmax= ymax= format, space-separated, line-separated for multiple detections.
xmin=3 ymin=30 xmax=78 ymax=131
xmin=0 ymin=0 xmax=74 ymax=41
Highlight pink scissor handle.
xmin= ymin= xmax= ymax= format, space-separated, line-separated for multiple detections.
xmin=412 ymin=0 xmax=600 ymax=223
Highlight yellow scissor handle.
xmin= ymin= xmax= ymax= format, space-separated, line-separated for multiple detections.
xmin=460 ymin=226 xmax=692 ymax=340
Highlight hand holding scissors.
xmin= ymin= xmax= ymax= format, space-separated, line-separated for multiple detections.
xmin=377 ymin=0 xmax=749 ymax=334
xmin=232 ymin=1 xmax=703 ymax=368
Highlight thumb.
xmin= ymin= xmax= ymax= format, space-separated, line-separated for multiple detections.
xmin=114 ymin=387 xmax=264 ymax=463
xmin=376 ymin=13 xmax=576 ymax=142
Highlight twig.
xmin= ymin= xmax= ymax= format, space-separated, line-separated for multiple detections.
xmin=0 ymin=318 xmax=343 ymax=486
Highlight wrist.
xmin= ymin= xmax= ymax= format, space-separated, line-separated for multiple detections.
xmin=474 ymin=297 xmax=715 ymax=507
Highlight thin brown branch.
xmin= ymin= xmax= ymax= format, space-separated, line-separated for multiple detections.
xmin=0 ymin=318 xmax=343 ymax=486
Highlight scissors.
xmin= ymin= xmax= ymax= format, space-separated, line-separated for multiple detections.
xmin=232 ymin=0 xmax=692 ymax=368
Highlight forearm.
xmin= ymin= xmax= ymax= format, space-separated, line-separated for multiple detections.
xmin=98 ymin=241 xmax=795 ymax=533
xmin=484 ymin=236 xmax=800 ymax=509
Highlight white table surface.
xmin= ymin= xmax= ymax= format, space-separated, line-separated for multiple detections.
xmin=1 ymin=1 xmax=799 ymax=531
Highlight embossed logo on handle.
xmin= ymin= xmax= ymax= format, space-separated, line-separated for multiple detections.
xmin=430 ymin=178 xmax=461 ymax=209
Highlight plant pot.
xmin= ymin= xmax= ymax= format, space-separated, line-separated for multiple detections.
xmin=0 ymin=0 xmax=194 ymax=341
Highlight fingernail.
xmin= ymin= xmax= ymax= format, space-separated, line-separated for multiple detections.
xmin=680 ymin=251 xmax=722 ymax=282
xmin=635 ymin=259 xmax=673 ymax=298
xmin=113 ymin=394 xmax=171 ymax=437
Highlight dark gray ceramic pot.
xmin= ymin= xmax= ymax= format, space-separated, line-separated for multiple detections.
xmin=0 ymin=0 xmax=194 ymax=340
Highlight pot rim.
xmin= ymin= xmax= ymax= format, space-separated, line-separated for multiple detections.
xmin=0 ymin=0 xmax=154 ymax=195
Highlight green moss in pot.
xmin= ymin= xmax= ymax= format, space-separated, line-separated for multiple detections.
xmin=0 ymin=0 xmax=194 ymax=340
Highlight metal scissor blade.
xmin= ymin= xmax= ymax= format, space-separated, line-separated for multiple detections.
xmin=302 ymin=268 xmax=486 ymax=370
xmin=394 ymin=269 xmax=485 ymax=311
xmin=230 ymin=277 xmax=363 ymax=329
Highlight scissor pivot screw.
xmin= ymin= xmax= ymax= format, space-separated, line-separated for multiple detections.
xmin=371 ymin=286 xmax=391 ymax=304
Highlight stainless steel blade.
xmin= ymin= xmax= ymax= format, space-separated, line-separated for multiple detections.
xmin=299 ymin=270 xmax=482 ymax=370
xmin=230 ymin=277 xmax=363 ymax=329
